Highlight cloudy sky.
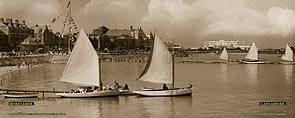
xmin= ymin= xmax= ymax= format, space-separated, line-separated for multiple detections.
xmin=1 ymin=0 xmax=295 ymax=48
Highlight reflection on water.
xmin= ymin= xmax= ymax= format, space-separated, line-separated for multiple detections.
xmin=283 ymin=65 xmax=293 ymax=85
xmin=61 ymin=97 xmax=119 ymax=118
xmin=245 ymin=64 xmax=258 ymax=85
xmin=139 ymin=96 xmax=192 ymax=118
xmin=0 ymin=63 xmax=294 ymax=117
xmin=0 ymin=97 xmax=120 ymax=118
xmin=220 ymin=64 xmax=228 ymax=82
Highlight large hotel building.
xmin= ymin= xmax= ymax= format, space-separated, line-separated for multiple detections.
xmin=204 ymin=40 xmax=250 ymax=50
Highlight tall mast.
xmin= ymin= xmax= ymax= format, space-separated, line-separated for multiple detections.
xmin=68 ymin=0 xmax=72 ymax=53
xmin=172 ymin=38 xmax=175 ymax=89
xmin=98 ymin=55 xmax=102 ymax=83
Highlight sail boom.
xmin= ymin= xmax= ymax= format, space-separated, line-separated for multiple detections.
xmin=138 ymin=79 xmax=173 ymax=85
xmin=61 ymin=80 xmax=99 ymax=87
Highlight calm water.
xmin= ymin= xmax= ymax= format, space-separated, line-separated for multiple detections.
xmin=0 ymin=63 xmax=294 ymax=118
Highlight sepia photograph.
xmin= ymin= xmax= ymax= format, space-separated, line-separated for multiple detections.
xmin=0 ymin=0 xmax=294 ymax=117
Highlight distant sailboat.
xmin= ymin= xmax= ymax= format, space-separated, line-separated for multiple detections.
xmin=219 ymin=48 xmax=229 ymax=61
xmin=242 ymin=43 xmax=265 ymax=64
xmin=280 ymin=44 xmax=295 ymax=65
xmin=56 ymin=29 xmax=119 ymax=98
xmin=133 ymin=35 xmax=193 ymax=97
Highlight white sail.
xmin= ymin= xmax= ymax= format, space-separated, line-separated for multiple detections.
xmin=137 ymin=35 xmax=173 ymax=84
xmin=219 ymin=48 xmax=228 ymax=61
xmin=245 ymin=43 xmax=258 ymax=60
xmin=281 ymin=44 xmax=293 ymax=61
xmin=60 ymin=29 xmax=100 ymax=86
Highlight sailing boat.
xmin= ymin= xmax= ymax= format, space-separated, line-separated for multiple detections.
xmin=56 ymin=29 xmax=119 ymax=98
xmin=219 ymin=48 xmax=228 ymax=62
xmin=133 ymin=35 xmax=193 ymax=97
xmin=242 ymin=43 xmax=266 ymax=64
xmin=280 ymin=44 xmax=295 ymax=65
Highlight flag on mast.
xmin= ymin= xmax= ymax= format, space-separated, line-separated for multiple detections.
xmin=67 ymin=1 xmax=71 ymax=8
xmin=50 ymin=18 xmax=56 ymax=23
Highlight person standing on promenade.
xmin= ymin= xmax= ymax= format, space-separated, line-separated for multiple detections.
xmin=7 ymin=66 xmax=12 ymax=72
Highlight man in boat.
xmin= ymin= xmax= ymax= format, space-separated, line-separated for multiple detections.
xmin=123 ymin=83 xmax=129 ymax=90
xmin=163 ymin=84 xmax=168 ymax=90
xmin=86 ymin=87 xmax=92 ymax=92
xmin=76 ymin=88 xmax=82 ymax=93
xmin=94 ymin=86 xmax=99 ymax=90
xmin=114 ymin=81 xmax=119 ymax=88
xmin=99 ymin=80 xmax=103 ymax=87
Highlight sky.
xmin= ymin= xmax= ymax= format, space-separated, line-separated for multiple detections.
xmin=0 ymin=0 xmax=295 ymax=48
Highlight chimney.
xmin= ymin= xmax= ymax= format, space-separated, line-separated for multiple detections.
xmin=22 ymin=20 xmax=27 ymax=28
xmin=6 ymin=19 xmax=12 ymax=27
xmin=0 ymin=18 xmax=4 ymax=24
xmin=14 ymin=19 xmax=19 ymax=28
xmin=6 ymin=19 xmax=12 ymax=24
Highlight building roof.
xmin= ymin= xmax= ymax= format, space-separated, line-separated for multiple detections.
xmin=105 ymin=29 xmax=133 ymax=36
xmin=92 ymin=26 xmax=109 ymax=35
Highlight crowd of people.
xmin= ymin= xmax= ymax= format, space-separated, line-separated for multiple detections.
xmin=70 ymin=81 xmax=129 ymax=93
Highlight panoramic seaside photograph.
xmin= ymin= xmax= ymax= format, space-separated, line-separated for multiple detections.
xmin=0 ymin=0 xmax=294 ymax=117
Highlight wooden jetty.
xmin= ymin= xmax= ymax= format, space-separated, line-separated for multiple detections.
xmin=0 ymin=88 xmax=69 ymax=98
xmin=178 ymin=60 xmax=216 ymax=63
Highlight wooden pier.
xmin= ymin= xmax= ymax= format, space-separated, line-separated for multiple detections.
xmin=0 ymin=88 xmax=69 ymax=98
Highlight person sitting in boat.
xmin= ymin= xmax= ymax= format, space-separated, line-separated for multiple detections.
xmin=115 ymin=81 xmax=119 ymax=88
xmin=77 ymin=88 xmax=84 ymax=93
xmin=108 ymin=85 xmax=113 ymax=90
xmin=163 ymin=84 xmax=168 ymax=90
xmin=102 ymin=86 xmax=106 ymax=90
xmin=123 ymin=83 xmax=129 ymax=90
xmin=94 ymin=86 xmax=98 ymax=90
xmin=114 ymin=81 xmax=121 ymax=88
xmin=99 ymin=80 xmax=103 ymax=87
xmin=86 ymin=87 xmax=93 ymax=92
xmin=94 ymin=86 xmax=103 ymax=91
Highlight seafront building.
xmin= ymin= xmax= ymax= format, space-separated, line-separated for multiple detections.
xmin=164 ymin=42 xmax=182 ymax=50
xmin=21 ymin=25 xmax=60 ymax=51
xmin=0 ymin=18 xmax=60 ymax=51
xmin=89 ymin=26 xmax=152 ymax=52
xmin=0 ymin=18 xmax=33 ymax=51
xmin=204 ymin=40 xmax=250 ymax=50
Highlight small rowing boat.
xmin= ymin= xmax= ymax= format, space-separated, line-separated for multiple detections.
xmin=3 ymin=92 xmax=38 ymax=98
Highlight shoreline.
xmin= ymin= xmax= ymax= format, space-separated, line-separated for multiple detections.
xmin=0 ymin=64 xmax=47 ymax=87
xmin=0 ymin=53 xmax=288 ymax=65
